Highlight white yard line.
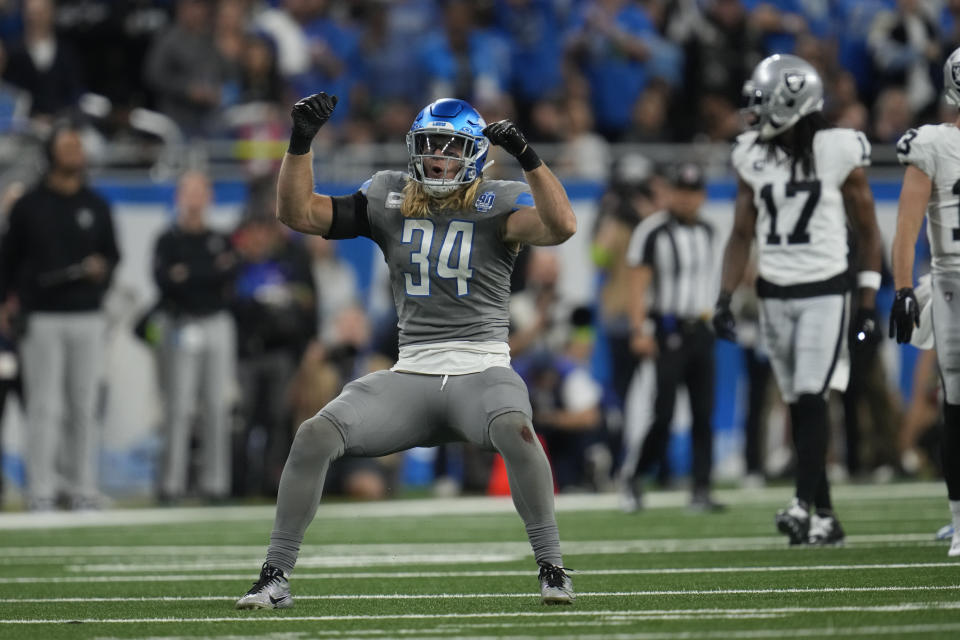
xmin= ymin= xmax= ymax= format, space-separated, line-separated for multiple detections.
xmin=0 ymin=533 xmax=943 ymax=562
xmin=2 ymin=562 xmax=959 ymax=584
xmin=43 ymin=622 xmax=960 ymax=640
xmin=0 ymin=482 xmax=947 ymax=530
xmin=0 ymin=584 xmax=958 ymax=603
xmin=266 ymin=622 xmax=960 ymax=640
xmin=3 ymin=602 xmax=960 ymax=625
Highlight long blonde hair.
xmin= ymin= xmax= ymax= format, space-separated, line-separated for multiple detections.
xmin=400 ymin=177 xmax=484 ymax=218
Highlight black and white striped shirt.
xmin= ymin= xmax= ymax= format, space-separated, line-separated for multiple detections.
xmin=625 ymin=211 xmax=716 ymax=319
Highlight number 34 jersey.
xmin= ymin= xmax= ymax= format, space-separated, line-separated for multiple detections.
xmin=731 ymin=128 xmax=871 ymax=287
xmin=331 ymin=170 xmax=533 ymax=348
xmin=896 ymin=124 xmax=960 ymax=274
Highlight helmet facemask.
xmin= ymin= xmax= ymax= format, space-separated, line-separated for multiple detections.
xmin=406 ymin=129 xmax=487 ymax=197
xmin=944 ymin=48 xmax=960 ymax=107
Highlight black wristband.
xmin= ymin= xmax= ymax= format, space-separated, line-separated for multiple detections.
xmin=716 ymin=291 xmax=732 ymax=308
xmin=288 ymin=130 xmax=314 ymax=155
xmin=517 ymin=145 xmax=542 ymax=172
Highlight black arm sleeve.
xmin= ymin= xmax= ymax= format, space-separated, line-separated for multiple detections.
xmin=326 ymin=191 xmax=371 ymax=240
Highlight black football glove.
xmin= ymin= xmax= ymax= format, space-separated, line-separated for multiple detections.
xmin=712 ymin=292 xmax=737 ymax=342
xmin=482 ymin=120 xmax=542 ymax=171
xmin=288 ymin=92 xmax=338 ymax=155
xmin=851 ymin=306 xmax=881 ymax=350
xmin=889 ymin=287 xmax=920 ymax=344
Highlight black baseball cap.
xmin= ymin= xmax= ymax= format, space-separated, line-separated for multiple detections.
xmin=668 ymin=162 xmax=705 ymax=191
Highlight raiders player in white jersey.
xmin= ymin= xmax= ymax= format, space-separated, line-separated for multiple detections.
xmin=890 ymin=46 xmax=960 ymax=558
xmin=713 ymin=54 xmax=884 ymax=546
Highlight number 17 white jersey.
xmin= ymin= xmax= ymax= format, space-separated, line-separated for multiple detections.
xmin=896 ymin=124 xmax=960 ymax=274
xmin=731 ymin=128 xmax=871 ymax=287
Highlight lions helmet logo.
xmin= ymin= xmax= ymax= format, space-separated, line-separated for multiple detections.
xmin=952 ymin=62 xmax=960 ymax=86
xmin=783 ymin=71 xmax=806 ymax=93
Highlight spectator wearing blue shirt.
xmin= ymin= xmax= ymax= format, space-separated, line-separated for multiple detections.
xmin=832 ymin=0 xmax=895 ymax=102
xmin=944 ymin=0 xmax=960 ymax=53
xmin=290 ymin=2 xmax=362 ymax=128
xmin=566 ymin=0 xmax=659 ymax=140
xmin=354 ymin=2 xmax=424 ymax=111
xmin=417 ymin=0 xmax=511 ymax=110
xmin=742 ymin=0 xmax=823 ymax=56
xmin=493 ymin=0 xmax=573 ymax=131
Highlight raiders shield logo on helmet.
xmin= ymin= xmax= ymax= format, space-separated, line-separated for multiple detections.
xmin=952 ymin=62 xmax=960 ymax=86
xmin=783 ymin=71 xmax=806 ymax=93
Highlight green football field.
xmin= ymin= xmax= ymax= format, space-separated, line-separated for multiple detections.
xmin=1 ymin=481 xmax=958 ymax=639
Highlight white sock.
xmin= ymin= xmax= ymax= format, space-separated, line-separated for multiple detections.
xmin=949 ymin=500 xmax=960 ymax=531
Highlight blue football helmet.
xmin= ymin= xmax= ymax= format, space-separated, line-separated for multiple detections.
xmin=406 ymin=98 xmax=489 ymax=196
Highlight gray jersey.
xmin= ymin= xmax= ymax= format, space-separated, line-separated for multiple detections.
xmin=328 ymin=171 xmax=533 ymax=347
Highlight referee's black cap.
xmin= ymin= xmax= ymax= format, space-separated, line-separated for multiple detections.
xmin=667 ymin=162 xmax=705 ymax=191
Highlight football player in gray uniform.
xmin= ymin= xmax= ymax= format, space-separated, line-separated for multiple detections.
xmin=713 ymin=54 xmax=884 ymax=546
xmin=236 ymin=93 xmax=577 ymax=609
xmin=890 ymin=46 xmax=960 ymax=558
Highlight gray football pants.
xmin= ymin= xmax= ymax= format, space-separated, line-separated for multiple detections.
xmin=265 ymin=367 xmax=562 ymax=574
xmin=158 ymin=311 xmax=236 ymax=498
xmin=932 ymin=271 xmax=960 ymax=404
xmin=759 ymin=294 xmax=848 ymax=403
xmin=20 ymin=311 xmax=105 ymax=504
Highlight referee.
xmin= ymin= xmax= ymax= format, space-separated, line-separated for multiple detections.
xmin=619 ymin=162 xmax=722 ymax=512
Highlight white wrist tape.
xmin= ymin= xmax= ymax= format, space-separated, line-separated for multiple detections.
xmin=857 ymin=271 xmax=881 ymax=290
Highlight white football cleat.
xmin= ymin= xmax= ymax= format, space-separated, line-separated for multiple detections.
xmin=808 ymin=513 xmax=845 ymax=546
xmin=949 ymin=532 xmax=960 ymax=558
xmin=236 ymin=563 xmax=293 ymax=609
xmin=538 ymin=563 xmax=575 ymax=605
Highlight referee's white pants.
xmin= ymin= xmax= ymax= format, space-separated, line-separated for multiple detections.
xmin=20 ymin=311 xmax=105 ymax=505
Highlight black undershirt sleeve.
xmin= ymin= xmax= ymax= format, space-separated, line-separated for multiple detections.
xmin=326 ymin=191 xmax=371 ymax=240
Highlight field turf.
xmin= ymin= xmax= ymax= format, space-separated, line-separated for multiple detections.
xmin=0 ymin=481 xmax=958 ymax=639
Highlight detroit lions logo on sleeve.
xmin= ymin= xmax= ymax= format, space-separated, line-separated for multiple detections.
xmin=475 ymin=191 xmax=496 ymax=212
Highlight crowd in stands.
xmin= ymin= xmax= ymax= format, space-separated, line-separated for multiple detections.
xmin=0 ymin=0 xmax=951 ymax=508
xmin=0 ymin=0 xmax=957 ymax=149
